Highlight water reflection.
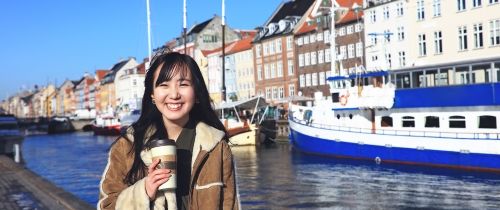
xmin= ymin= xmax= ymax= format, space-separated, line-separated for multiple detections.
xmin=22 ymin=133 xmax=500 ymax=209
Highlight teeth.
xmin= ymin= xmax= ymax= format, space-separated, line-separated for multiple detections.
xmin=167 ymin=104 xmax=181 ymax=110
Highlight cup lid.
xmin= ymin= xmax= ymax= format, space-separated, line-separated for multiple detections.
xmin=148 ymin=139 xmax=176 ymax=148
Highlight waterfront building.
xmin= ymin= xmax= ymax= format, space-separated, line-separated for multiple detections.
xmin=294 ymin=0 xmax=365 ymax=99
xmin=227 ymin=32 xmax=257 ymax=100
xmin=55 ymin=79 xmax=79 ymax=116
xmin=252 ymin=0 xmax=315 ymax=104
xmin=74 ymin=74 xmax=96 ymax=119
xmin=99 ymin=58 xmax=138 ymax=115
xmin=115 ymin=59 xmax=144 ymax=113
xmin=206 ymin=42 xmax=237 ymax=104
xmin=93 ymin=70 xmax=110 ymax=115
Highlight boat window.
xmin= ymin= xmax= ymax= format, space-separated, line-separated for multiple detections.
xmin=332 ymin=92 xmax=340 ymax=103
xmin=455 ymin=66 xmax=470 ymax=85
xmin=479 ymin=115 xmax=497 ymax=129
xmin=381 ymin=116 xmax=393 ymax=127
xmin=336 ymin=114 xmax=340 ymax=119
xmin=0 ymin=123 xmax=19 ymax=129
xmin=449 ymin=116 xmax=466 ymax=128
xmin=425 ymin=116 xmax=440 ymax=128
xmin=402 ymin=116 xmax=415 ymax=127
xmin=472 ymin=64 xmax=491 ymax=83
xmin=396 ymin=73 xmax=411 ymax=89
xmin=349 ymin=114 xmax=353 ymax=119
xmin=436 ymin=68 xmax=449 ymax=86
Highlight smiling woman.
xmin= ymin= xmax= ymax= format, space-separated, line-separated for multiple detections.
xmin=98 ymin=52 xmax=240 ymax=210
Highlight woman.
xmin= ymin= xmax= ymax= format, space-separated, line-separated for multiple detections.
xmin=98 ymin=51 xmax=239 ymax=210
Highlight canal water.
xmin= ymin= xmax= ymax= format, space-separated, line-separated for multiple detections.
xmin=23 ymin=132 xmax=500 ymax=209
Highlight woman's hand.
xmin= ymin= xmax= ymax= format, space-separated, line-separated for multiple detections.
xmin=145 ymin=159 xmax=171 ymax=200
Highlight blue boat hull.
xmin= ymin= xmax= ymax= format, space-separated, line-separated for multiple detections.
xmin=289 ymin=128 xmax=500 ymax=172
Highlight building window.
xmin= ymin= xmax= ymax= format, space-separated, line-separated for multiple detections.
xmin=270 ymin=63 xmax=276 ymax=78
xmin=479 ymin=115 xmax=497 ymax=128
xmin=371 ymin=36 xmax=378 ymax=46
xmin=257 ymin=65 xmax=262 ymax=80
xmin=287 ymin=60 xmax=294 ymax=75
xmin=383 ymin=6 xmax=390 ymax=19
xmin=325 ymin=49 xmax=331 ymax=62
xmin=340 ymin=46 xmax=347 ymax=60
xmin=356 ymin=42 xmax=363 ymax=57
xmin=425 ymin=116 xmax=440 ymax=128
xmin=490 ymin=19 xmax=500 ymax=46
xmin=297 ymin=37 xmax=303 ymax=46
xmin=418 ymin=34 xmax=427 ymax=56
xmin=398 ymin=51 xmax=406 ymax=67
xmin=347 ymin=26 xmax=354 ymax=34
xmin=276 ymin=39 xmax=282 ymax=53
xmin=312 ymin=73 xmax=318 ymax=86
xmin=311 ymin=52 xmax=317 ymax=65
xmin=457 ymin=0 xmax=466 ymax=11
xmin=263 ymin=42 xmax=268 ymax=56
xmin=303 ymin=35 xmax=310 ymax=45
xmin=474 ymin=23 xmax=484 ymax=48
xmin=397 ymin=2 xmax=404 ymax=16
xmin=370 ymin=10 xmax=376 ymax=23
xmin=288 ymin=84 xmax=295 ymax=97
xmin=319 ymin=72 xmax=325 ymax=85
xmin=299 ymin=75 xmax=305 ymax=87
xmin=324 ymin=30 xmax=330 ymax=43
xmin=381 ymin=116 xmax=393 ymax=127
xmin=491 ymin=0 xmax=500 ymax=4
xmin=318 ymin=50 xmax=324 ymax=64
xmin=384 ymin=30 xmax=391 ymax=42
xmin=269 ymin=41 xmax=275 ymax=55
xmin=386 ymin=53 xmax=392 ymax=68
xmin=299 ymin=54 xmax=304 ymax=67
xmin=278 ymin=87 xmax=284 ymax=99
xmin=433 ymin=0 xmax=441 ymax=17
xmin=266 ymin=88 xmax=271 ymax=99
xmin=449 ymin=116 xmax=466 ymax=128
xmin=473 ymin=0 xmax=482 ymax=7
xmin=305 ymin=74 xmax=311 ymax=87
xmin=348 ymin=44 xmax=355 ymax=59
xmin=434 ymin=31 xmax=443 ymax=54
xmin=287 ymin=36 xmax=293 ymax=51
xmin=417 ymin=0 xmax=425 ymax=20
xmin=397 ymin=26 xmax=405 ymax=41
xmin=355 ymin=23 xmax=362 ymax=32
xmin=277 ymin=61 xmax=283 ymax=77
xmin=458 ymin=26 xmax=468 ymax=51
xmin=305 ymin=53 xmax=310 ymax=66
xmin=317 ymin=33 xmax=323 ymax=41
xmin=310 ymin=34 xmax=316 ymax=43
xmin=264 ymin=64 xmax=270 ymax=79
xmin=402 ymin=116 xmax=415 ymax=127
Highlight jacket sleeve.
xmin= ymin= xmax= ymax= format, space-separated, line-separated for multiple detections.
xmin=221 ymin=141 xmax=240 ymax=210
xmin=97 ymin=138 xmax=150 ymax=210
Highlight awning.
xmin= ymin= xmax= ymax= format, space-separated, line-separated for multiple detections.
xmin=215 ymin=96 xmax=268 ymax=110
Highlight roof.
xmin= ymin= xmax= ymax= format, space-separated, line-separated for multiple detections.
xmin=337 ymin=0 xmax=363 ymax=25
xmin=206 ymin=41 xmax=238 ymax=57
xmin=187 ymin=17 xmax=214 ymax=35
xmin=215 ymin=96 xmax=268 ymax=110
xmin=267 ymin=0 xmax=315 ymax=25
xmin=95 ymin=70 xmax=109 ymax=81
xmin=226 ymin=34 xmax=256 ymax=54
xmin=101 ymin=59 xmax=132 ymax=84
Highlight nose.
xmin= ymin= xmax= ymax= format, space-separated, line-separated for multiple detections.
xmin=168 ymin=86 xmax=180 ymax=99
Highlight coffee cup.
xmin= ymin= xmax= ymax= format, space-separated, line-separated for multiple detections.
xmin=149 ymin=139 xmax=176 ymax=190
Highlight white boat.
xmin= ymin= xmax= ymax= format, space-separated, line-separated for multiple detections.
xmin=0 ymin=114 xmax=24 ymax=162
xmin=216 ymin=96 xmax=268 ymax=146
xmin=289 ymin=57 xmax=500 ymax=172
xmin=92 ymin=114 xmax=121 ymax=136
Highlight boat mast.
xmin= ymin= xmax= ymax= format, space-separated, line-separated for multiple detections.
xmin=146 ymin=0 xmax=152 ymax=70
xmin=221 ymin=0 xmax=227 ymax=102
xmin=183 ymin=0 xmax=187 ymax=54
xmin=330 ymin=0 xmax=339 ymax=76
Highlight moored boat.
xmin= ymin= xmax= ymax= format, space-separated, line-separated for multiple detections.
xmin=0 ymin=114 xmax=24 ymax=161
xmin=92 ymin=115 xmax=121 ymax=136
xmin=289 ymin=57 xmax=500 ymax=172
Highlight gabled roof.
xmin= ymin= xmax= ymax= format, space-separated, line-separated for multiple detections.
xmin=266 ymin=0 xmax=315 ymax=25
xmin=206 ymin=41 xmax=238 ymax=57
xmin=337 ymin=0 xmax=363 ymax=25
xmin=101 ymin=58 xmax=133 ymax=84
xmin=187 ymin=17 xmax=214 ymax=35
xmin=95 ymin=70 xmax=109 ymax=81
xmin=226 ymin=34 xmax=256 ymax=55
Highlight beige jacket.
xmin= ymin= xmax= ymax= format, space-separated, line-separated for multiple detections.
xmin=97 ymin=122 xmax=240 ymax=210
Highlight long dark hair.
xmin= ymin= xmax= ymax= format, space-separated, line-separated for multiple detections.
xmin=123 ymin=52 xmax=227 ymax=185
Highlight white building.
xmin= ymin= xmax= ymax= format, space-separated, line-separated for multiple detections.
xmin=113 ymin=58 xmax=140 ymax=111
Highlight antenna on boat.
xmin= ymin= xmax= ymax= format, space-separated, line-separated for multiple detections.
xmin=183 ymin=0 xmax=187 ymax=54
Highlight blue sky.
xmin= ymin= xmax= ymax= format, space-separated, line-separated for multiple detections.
xmin=0 ymin=0 xmax=283 ymax=101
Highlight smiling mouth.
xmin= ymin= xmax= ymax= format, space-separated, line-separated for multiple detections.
xmin=167 ymin=103 xmax=182 ymax=111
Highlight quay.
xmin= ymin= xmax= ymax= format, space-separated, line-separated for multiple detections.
xmin=0 ymin=155 xmax=93 ymax=210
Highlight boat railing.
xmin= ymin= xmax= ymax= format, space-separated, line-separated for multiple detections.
xmin=291 ymin=117 xmax=500 ymax=140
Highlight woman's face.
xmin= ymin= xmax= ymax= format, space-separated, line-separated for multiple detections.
xmin=151 ymin=63 xmax=196 ymax=127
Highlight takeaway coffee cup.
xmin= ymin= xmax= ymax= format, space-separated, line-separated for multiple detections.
xmin=149 ymin=139 xmax=177 ymax=190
